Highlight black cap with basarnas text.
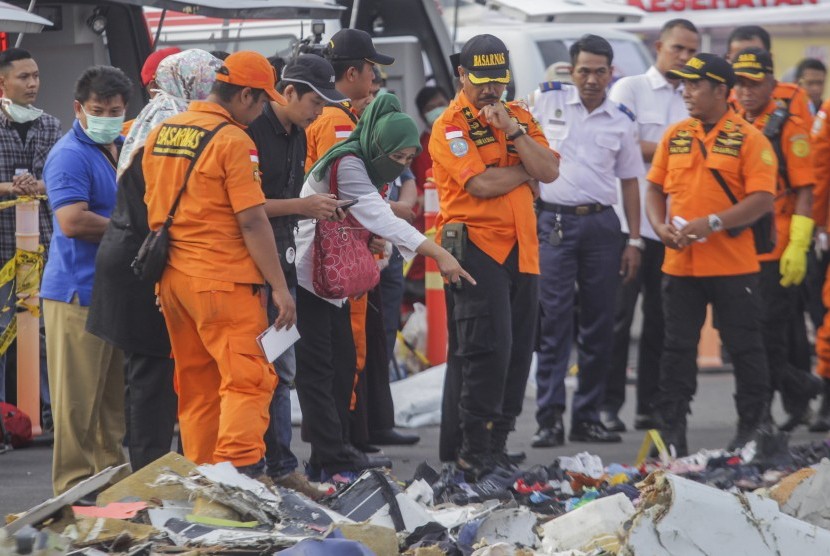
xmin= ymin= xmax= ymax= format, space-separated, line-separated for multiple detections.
xmin=667 ymin=52 xmax=735 ymax=89
xmin=452 ymin=34 xmax=511 ymax=84
xmin=731 ymin=47 xmax=774 ymax=81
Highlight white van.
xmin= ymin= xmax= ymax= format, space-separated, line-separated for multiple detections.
xmin=448 ymin=1 xmax=653 ymax=100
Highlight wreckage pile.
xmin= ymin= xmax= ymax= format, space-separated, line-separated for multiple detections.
xmin=3 ymin=438 xmax=830 ymax=555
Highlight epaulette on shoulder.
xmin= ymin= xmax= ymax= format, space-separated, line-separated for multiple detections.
xmin=617 ymin=103 xmax=635 ymax=122
xmin=539 ymin=81 xmax=567 ymax=93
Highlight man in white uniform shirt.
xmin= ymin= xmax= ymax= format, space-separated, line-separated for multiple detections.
xmin=531 ymin=34 xmax=645 ymax=447
xmin=601 ymin=19 xmax=700 ymax=433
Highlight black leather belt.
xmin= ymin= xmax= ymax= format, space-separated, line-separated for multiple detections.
xmin=538 ymin=201 xmax=611 ymax=216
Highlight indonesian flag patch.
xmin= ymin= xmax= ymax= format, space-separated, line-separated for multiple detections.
xmin=445 ymin=125 xmax=463 ymax=140
xmin=249 ymin=150 xmax=259 ymax=163
xmin=334 ymin=125 xmax=352 ymax=139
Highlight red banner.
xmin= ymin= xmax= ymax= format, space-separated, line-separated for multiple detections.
xmin=628 ymin=0 xmax=818 ymax=11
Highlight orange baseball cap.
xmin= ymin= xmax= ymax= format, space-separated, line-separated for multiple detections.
xmin=215 ymin=51 xmax=286 ymax=105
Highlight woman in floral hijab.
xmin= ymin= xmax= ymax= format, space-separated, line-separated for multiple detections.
xmin=117 ymin=49 xmax=221 ymax=177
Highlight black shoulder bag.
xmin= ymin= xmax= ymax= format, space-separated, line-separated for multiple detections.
xmin=131 ymin=122 xmax=228 ymax=282
xmin=696 ymin=138 xmax=776 ymax=255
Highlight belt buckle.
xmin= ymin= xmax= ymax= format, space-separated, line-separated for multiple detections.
xmin=575 ymin=205 xmax=590 ymax=216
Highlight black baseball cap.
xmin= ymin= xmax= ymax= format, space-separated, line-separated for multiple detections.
xmin=281 ymin=54 xmax=346 ymax=103
xmin=326 ymin=28 xmax=395 ymax=66
xmin=731 ymin=47 xmax=774 ymax=81
xmin=667 ymin=53 xmax=735 ymax=88
xmin=455 ymin=34 xmax=510 ymax=85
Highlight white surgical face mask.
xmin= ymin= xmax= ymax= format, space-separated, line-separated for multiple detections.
xmin=81 ymin=106 xmax=124 ymax=145
xmin=1 ymin=98 xmax=42 ymax=123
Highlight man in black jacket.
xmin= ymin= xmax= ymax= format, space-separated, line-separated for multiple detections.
xmin=247 ymin=54 xmax=343 ymax=496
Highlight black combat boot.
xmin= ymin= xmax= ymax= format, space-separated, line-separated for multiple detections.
xmin=780 ymin=365 xmax=822 ymax=432
xmin=728 ymin=400 xmax=773 ymax=452
xmin=490 ymin=427 xmax=520 ymax=471
xmin=809 ymin=378 xmax=830 ymax=432
xmin=655 ymin=401 xmax=689 ymax=458
xmin=457 ymin=421 xmax=494 ymax=483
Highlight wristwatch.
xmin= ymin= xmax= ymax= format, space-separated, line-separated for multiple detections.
xmin=506 ymin=126 xmax=526 ymax=141
xmin=627 ymin=237 xmax=645 ymax=250
xmin=707 ymin=213 xmax=723 ymax=232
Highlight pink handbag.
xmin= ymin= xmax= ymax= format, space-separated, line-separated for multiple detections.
xmin=312 ymin=156 xmax=380 ymax=298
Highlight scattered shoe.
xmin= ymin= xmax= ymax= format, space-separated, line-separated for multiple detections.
xmin=568 ymin=421 xmax=622 ymax=443
xmin=634 ymin=413 xmax=659 ymax=430
xmin=274 ymin=471 xmax=326 ymax=501
xmin=600 ymin=411 xmax=627 ymax=433
xmin=368 ymin=428 xmax=420 ymax=446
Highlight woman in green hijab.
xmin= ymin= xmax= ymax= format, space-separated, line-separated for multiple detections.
xmin=294 ymin=94 xmax=474 ymax=480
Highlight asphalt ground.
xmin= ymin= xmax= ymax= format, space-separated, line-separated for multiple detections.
xmin=1 ymin=370 xmax=825 ymax=518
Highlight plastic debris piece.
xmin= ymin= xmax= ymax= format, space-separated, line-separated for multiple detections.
xmin=621 ymin=471 xmax=830 ymax=555
xmin=556 ymin=453 xmax=604 ymax=479
xmin=541 ymin=492 xmax=634 ymax=554
xmin=779 ymin=458 xmax=830 ymax=529
xmin=336 ymin=523 xmax=398 ymax=556
xmin=471 ymin=507 xmax=538 ymax=549
xmin=97 ymin=453 xmax=194 ymax=505
xmin=3 ymin=464 xmax=129 ymax=535
xmin=71 ymin=502 xmax=147 ymax=520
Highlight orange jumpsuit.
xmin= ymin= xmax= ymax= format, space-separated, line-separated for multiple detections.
xmin=811 ymin=98 xmax=830 ymax=379
xmin=143 ymin=101 xmax=277 ymax=467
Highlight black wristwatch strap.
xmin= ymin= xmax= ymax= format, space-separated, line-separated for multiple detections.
xmin=507 ymin=127 xmax=526 ymax=141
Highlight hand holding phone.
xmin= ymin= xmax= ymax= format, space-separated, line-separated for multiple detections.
xmin=337 ymin=198 xmax=359 ymax=210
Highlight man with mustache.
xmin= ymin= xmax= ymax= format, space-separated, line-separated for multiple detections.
xmin=601 ymin=19 xmax=700 ymax=434
xmin=531 ymin=34 xmax=644 ymax=447
xmin=646 ymin=54 xmax=776 ymax=455
xmin=431 ymin=34 xmax=559 ymax=480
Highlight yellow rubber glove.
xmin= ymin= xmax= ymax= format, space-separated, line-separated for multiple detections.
xmin=780 ymin=214 xmax=814 ymax=287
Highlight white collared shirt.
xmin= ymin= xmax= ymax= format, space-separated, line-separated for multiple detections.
xmin=609 ymin=65 xmax=689 ymax=240
xmin=531 ymin=84 xmax=644 ymax=207
xmin=295 ymin=156 xmax=425 ymax=306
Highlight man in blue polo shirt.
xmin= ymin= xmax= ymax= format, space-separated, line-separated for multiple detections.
xmin=42 ymin=65 xmax=132 ymax=495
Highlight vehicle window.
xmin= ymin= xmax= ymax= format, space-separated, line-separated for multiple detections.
xmin=536 ymin=38 xmax=650 ymax=81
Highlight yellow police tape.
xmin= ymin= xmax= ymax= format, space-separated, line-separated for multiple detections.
xmin=0 ymin=194 xmax=46 ymax=212
xmin=635 ymin=429 xmax=670 ymax=466
xmin=0 ymin=245 xmax=45 ymax=356
xmin=396 ymin=330 xmax=430 ymax=367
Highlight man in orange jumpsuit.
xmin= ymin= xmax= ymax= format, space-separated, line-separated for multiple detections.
xmin=143 ymin=51 xmax=296 ymax=476
xmin=431 ymin=34 xmax=559 ymax=479
xmin=647 ymin=53 xmax=777 ymax=455
xmin=812 ymin=96 xmax=830 ymax=431
xmin=732 ymin=48 xmax=819 ymax=432
xmin=725 ymin=26 xmax=813 ymax=126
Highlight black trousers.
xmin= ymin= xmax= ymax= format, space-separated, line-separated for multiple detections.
xmin=294 ymin=287 xmax=358 ymax=473
xmin=124 ymin=352 xmax=177 ymax=472
xmin=659 ymin=274 xmax=770 ymax=421
xmin=758 ymin=261 xmax=800 ymax=394
xmin=350 ymin=286 xmax=396 ymax=447
xmin=603 ymin=236 xmax=665 ymax=416
xmin=439 ymin=241 xmax=538 ymax=461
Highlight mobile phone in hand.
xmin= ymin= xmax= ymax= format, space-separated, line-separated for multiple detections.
xmin=338 ymin=198 xmax=359 ymax=210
